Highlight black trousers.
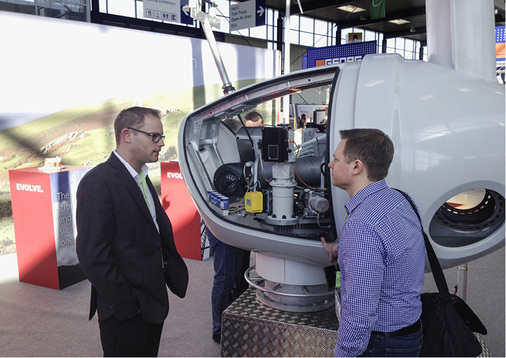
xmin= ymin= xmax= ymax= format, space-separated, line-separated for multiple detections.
xmin=98 ymin=313 xmax=164 ymax=357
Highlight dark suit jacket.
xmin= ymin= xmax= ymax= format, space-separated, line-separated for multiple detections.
xmin=76 ymin=153 xmax=189 ymax=324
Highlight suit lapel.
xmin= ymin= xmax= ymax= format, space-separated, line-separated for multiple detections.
xmin=107 ymin=154 xmax=156 ymax=226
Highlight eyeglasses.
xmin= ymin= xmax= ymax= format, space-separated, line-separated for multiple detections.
xmin=127 ymin=127 xmax=165 ymax=143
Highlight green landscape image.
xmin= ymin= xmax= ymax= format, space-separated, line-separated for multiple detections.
xmin=0 ymin=79 xmax=259 ymax=256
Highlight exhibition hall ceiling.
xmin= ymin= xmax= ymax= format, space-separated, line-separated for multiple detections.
xmin=5 ymin=0 xmax=504 ymax=46
xmin=236 ymin=0 xmax=506 ymax=45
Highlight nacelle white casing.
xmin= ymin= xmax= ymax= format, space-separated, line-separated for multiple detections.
xmin=178 ymin=54 xmax=505 ymax=273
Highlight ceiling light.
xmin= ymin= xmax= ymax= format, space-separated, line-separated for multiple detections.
xmin=389 ymin=19 xmax=410 ymax=25
xmin=337 ymin=5 xmax=366 ymax=13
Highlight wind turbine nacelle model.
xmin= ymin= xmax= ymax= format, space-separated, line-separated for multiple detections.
xmin=178 ymin=54 xmax=505 ymax=312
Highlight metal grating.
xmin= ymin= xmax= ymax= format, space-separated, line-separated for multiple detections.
xmin=221 ymin=288 xmax=492 ymax=357
xmin=221 ymin=288 xmax=338 ymax=356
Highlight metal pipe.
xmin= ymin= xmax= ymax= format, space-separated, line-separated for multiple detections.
xmin=282 ymin=0 xmax=291 ymax=124
xmin=456 ymin=263 xmax=468 ymax=301
xmin=201 ymin=20 xmax=235 ymax=94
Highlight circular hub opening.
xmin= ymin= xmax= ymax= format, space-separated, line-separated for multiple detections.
xmin=429 ymin=189 xmax=505 ymax=247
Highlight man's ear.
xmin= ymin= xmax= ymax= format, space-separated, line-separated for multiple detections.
xmin=121 ymin=128 xmax=132 ymax=143
xmin=351 ymin=159 xmax=364 ymax=175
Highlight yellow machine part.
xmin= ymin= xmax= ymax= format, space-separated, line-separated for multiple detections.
xmin=245 ymin=191 xmax=263 ymax=213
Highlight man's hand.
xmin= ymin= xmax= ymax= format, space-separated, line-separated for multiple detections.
xmin=321 ymin=237 xmax=337 ymax=263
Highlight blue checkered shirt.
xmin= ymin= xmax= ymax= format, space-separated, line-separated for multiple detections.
xmin=335 ymin=180 xmax=426 ymax=357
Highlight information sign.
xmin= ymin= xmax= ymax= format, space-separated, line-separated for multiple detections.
xmin=230 ymin=0 xmax=266 ymax=31
xmin=144 ymin=0 xmax=193 ymax=25
xmin=9 ymin=166 xmax=90 ymax=289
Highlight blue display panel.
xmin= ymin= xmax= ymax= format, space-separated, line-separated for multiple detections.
xmin=304 ymin=41 xmax=377 ymax=69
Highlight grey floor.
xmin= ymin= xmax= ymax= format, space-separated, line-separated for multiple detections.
xmin=0 ymin=247 xmax=504 ymax=357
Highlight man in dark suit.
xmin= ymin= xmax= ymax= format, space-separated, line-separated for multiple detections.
xmin=76 ymin=106 xmax=189 ymax=357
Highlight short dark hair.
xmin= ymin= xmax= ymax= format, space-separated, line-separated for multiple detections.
xmin=339 ymin=128 xmax=394 ymax=181
xmin=223 ymin=118 xmax=243 ymax=133
xmin=244 ymin=111 xmax=263 ymax=124
xmin=114 ymin=107 xmax=161 ymax=144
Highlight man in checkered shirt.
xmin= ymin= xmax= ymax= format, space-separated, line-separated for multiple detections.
xmin=322 ymin=129 xmax=425 ymax=357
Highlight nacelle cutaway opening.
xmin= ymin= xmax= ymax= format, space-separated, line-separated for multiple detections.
xmin=429 ymin=189 xmax=505 ymax=247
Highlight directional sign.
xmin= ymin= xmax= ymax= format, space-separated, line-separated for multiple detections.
xmin=230 ymin=0 xmax=266 ymax=31
xmin=144 ymin=0 xmax=193 ymax=25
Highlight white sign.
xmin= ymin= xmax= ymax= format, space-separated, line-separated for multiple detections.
xmin=144 ymin=0 xmax=183 ymax=23
xmin=230 ymin=0 xmax=265 ymax=31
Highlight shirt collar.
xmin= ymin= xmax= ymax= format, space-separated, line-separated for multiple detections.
xmin=345 ymin=179 xmax=388 ymax=216
xmin=113 ymin=150 xmax=149 ymax=181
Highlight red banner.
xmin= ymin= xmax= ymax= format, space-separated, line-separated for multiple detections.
xmin=160 ymin=161 xmax=202 ymax=261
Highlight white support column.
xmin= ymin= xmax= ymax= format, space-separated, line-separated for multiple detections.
xmin=426 ymin=0 xmax=453 ymax=68
xmin=450 ymin=0 xmax=496 ymax=82
xmin=427 ymin=0 xmax=497 ymax=82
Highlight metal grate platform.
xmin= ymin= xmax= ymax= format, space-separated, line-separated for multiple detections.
xmin=221 ymin=288 xmax=338 ymax=356
xmin=221 ymin=288 xmax=492 ymax=357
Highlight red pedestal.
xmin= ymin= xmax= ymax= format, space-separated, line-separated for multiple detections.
xmin=160 ymin=161 xmax=203 ymax=261
xmin=9 ymin=166 xmax=90 ymax=289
